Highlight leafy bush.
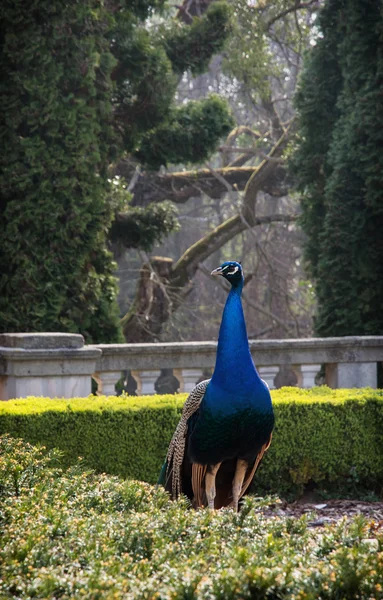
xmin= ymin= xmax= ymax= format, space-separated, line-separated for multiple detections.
xmin=1 ymin=434 xmax=383 ymax=599
xmin=291 ymin=0 xmax=383 ymax=337
xmin=0 ymin=0 xmax=233 ymax=340
xmin=0 ymin=0 xmax=123 ymax=343
xmin=0 ymin=387 xmax=383 ymax=497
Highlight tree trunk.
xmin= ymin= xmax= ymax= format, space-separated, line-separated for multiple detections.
xmin=120 ymin=126 xmax=297 ymax=342
xmin=121 ymin=257 xmax=175 ymax=342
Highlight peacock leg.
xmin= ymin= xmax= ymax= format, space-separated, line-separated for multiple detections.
xmin=232 ymin=459 xmax=249 ymax=512
xmin=205 ymin=463 xmax=221 ymax=509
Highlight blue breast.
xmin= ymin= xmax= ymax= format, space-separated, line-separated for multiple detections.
xmin=188 ymin=281 xmax=274 ymax=465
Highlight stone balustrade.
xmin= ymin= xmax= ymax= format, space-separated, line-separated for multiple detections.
xmin=0 ymin=333 xmax=101 ymax=400
xmin=92 ymin=336 xmax=383 ymax=396
xmin=1 ymin=333 xmax=381 ymax=400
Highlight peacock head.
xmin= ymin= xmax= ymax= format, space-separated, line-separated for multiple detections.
xmin=211 ymin=261 xmax=244 ymax=287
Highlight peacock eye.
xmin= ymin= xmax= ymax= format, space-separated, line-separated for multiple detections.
xmin=226 ymin=266 xmax=239 ymax=275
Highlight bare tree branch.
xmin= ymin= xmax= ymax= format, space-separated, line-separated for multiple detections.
xmin=221 ymin=125 xmax=263 ymax=167
xmin=242 ymin=122 xmax=293 ymax=216
xmin=118 ymin=163 xmax=287 ymax=206
xmin=173 ymin=213 xmax=297 ymax=284
xmin=205 ymin=162 xmax=236 ymax=195
xmin=227 ymin=153 xmax=259 ymax=169
xmin=259 ymin=153 xmax=286 ymax=164
xmin=218 ymin=145 xmax=258 ymax=155
xmin=266 ymin=0 xmax=320 ymax=30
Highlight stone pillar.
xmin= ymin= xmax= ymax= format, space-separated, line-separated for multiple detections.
xmin=93 ymin=371 xmax=121 ymax=396
xmin=293 ymin=364 xmax=321 ymax=388
xmin=173 ymin=368 xmax=204 ymax=393
xmin=0 ymin=333 xmax=101 ymax=400
xmin=130 ymin=370 xmax=161 ymax=395
xmin=258 ymin=366 xmax=279 ymax=390
xmin=326 ymin=362 xmax=377 ymax=389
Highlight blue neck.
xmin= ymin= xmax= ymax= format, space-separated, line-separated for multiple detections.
xmin=211 ymin=282 xmax=261 ymax=392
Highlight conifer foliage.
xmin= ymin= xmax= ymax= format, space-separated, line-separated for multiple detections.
xmin=0 ymin=0 xmax=233 ymax=341
xmin=292 ymin=0 xmax=383 ymax=336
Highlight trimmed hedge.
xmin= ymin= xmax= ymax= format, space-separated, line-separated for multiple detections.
xmin=1 ymin=387 xmax=383 ymax=497
xmin=2 ymin=435 xmax=383 ymax=599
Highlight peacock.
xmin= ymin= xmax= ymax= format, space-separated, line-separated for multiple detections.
xmin=158 ymin=261 xmax=274 ymax=510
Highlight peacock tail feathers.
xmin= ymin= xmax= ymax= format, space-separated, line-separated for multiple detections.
xmin=165 ymin=379 xmax=209 ymax=499
xmin=157 ymin=460 xmax=168 ymax=487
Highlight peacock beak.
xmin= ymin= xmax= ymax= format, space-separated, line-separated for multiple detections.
xmin=211 ymin=267 xmax=223 ymax=276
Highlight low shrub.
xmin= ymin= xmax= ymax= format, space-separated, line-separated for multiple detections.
xmin=0 ymin=393 xmax=182 ymax=484
xmin=1 ymin=435 xmax=383 ymax=599
xmin=0 ymin=387 xmax=383 ymax=497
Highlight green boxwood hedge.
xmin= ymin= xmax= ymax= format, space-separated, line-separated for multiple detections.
xmin=1 ymin=387 xmax=383 ymax=497
xmin=2 ymin=435 xmax=383 ymax=599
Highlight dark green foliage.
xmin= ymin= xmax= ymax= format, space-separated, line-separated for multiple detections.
xmin=0 ymin=395 xmax=181 ymax=484
xmin=1 ymin=433 xmax=383 ymax=599
xmin=109 ymin=201 xmax=179 ymax=250
xmin=110 ymin=3 xmax=233 ymax=162
xmin=162 ymin=2 xmax=233 ymax=76
xmin=0 ymin=0 xmax=233 ymax=339
xmin=1 ymin=387 xmax=382 ymax=498
xmin=291 ymin=1 xmax=343 ymax=282
xmin=0 ymin=0 xmax=122 ymax=342
xmin=110 ymin=21 xmax=178 ymax=149
xmin=128 ymin=0 xmax=166 ymax=21
xmin=136 ymin=95 xmax=235 ymax=170
xmin=263 ymin=387 xmax=383 ymax=499
xmin=291 ymin=0 xmax=383 ymax=336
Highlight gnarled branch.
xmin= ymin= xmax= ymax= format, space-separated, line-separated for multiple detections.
xmin=266 ymin=0 xmax=320 ymax=30
xmin=118 ymin=163 xmax=287 ymax=207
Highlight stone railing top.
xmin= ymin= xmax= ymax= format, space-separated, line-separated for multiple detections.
xmin=0 ymin=334 xmax=101 ymax=377
xmin=92 ymin=336 xmax=383 ymax=371
xmin=94 ymin=336 xmax=383 ymax=352
xmin=0 ymin=332 xmax=84 ymax=350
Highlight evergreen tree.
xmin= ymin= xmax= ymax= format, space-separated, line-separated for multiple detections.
xmin=292 ymin=0 xmax=383 ymax=336
xmin=0 ymin=0 xmax=233 ymax=341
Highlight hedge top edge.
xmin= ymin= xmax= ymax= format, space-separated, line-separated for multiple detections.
xmin=1 ymin=387 xmax=382 ymax=415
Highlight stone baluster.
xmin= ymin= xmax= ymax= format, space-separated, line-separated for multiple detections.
xmin=258 ymin=366 xmax=279 ymax=390
xmin=293 ymin=364 xmax=321 ymax=388
xmin=93 ymin=371 xmax=121 ymax=396
xmin=326 ymin=362 xmax=377 ymax=389
xmin=173 ymin=368 xmax=204 ymax=393
xmin=130 ymin=370 xmax=161 ymax=395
